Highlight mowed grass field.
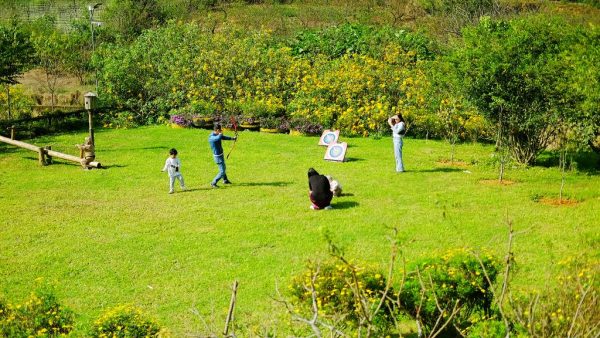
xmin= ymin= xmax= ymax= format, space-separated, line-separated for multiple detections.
xmin=0 ymin=125 xmax=598 ymax=336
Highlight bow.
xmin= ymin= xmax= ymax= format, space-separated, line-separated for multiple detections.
xmin=226 ymin=116 xmax=238 ymax=159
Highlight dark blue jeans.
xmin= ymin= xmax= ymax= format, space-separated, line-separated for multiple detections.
xmin=212 ymin=154 xmax=228 ymax=184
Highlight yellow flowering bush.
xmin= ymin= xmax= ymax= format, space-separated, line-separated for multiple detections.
xmin=101 ymin=110 xmax=140 ymax=129
xmin=506 ymin=257 xmax=599 ymax=337
xmin=400 ymin=248 xmax=501 ymax=335
xmin=288 ymin=259 xmax=393 ymax=328
xmin=98 ymin=22 xmax=455 ymax=137
xmin=90 ymin=304 xmax=164 ymax=338
xmin=0 ymin=288 xmax=74 ymax=337
xmin=0 ymin=85 xmax=34 ymax=120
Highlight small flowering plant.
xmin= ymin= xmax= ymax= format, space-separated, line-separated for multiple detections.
xmin=90 ymin=304 xmax=163 ymax=338
xmin=0 ymin=287 xmax=75 ymax=337
xmin=169 ymin=114 xmax=191 ymax=127
xmin=400 ymin=248 xmax=501 ymax=334
xmin=289 ymin=117 xmax=323 ymax=135
xmin=288 ymin=259 xmax=392 ymax=327
xmin=259 ymin=116 xmax=289 ymax=130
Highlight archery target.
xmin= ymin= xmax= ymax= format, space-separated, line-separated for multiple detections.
xmin=324 ymin=142 xmax=347 ymax=162
xmin=319 ymin=129 xmax=340 ymax=146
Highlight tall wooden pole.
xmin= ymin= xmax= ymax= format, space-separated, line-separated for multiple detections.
xmin=88 ymin=110 xmax=95 ymax=144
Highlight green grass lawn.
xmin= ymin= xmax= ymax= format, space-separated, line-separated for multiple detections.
xmin=0 ymin=125 xmax=598 ymax=336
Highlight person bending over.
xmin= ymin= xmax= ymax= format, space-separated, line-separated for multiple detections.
xmin=308 ymin=168 xmax=333 ymax=210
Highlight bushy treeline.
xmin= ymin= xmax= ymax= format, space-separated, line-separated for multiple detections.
xmin=1 ymin=0 xmax=599 ymax=165
xmin=93 ymin=16 xmax=599 ymax=164
xmin=96 ymin=22 xmax=457 ymax=138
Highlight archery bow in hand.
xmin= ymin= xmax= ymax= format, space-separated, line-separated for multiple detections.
xmin=226 ymin=116 xmax=238 ymax=159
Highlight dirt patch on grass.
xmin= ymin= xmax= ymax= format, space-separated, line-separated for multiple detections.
xmin=479 ymin=179 xmax=516 ymax=186
xmin=538 ymin=197 xmax=579 ymax=206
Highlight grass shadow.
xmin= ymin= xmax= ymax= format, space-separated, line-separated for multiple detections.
xmin=237 ymin=181 xmax=292 ymax=187
xmin=412 ymin=167 xmax=463 ymax=173
xmin=536 ymin=150 xmax=599 ymax=174
xmin=103 ymin=146 xmax=170 ymax=152
xmin=179 ymin=188 xmax=209 ymax=193
xmin=99 ymin=164 xmax=128 ymax=169
xmin=0 ymin=144 xmax=19 ymax=154
xmin=331 ymin=200 xmax=359 ymax=209
xmin=343 ymin=157 xmax=364 ymax=162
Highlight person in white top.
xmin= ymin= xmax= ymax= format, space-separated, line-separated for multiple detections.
xmin=162 ymin=148 xmax=186 ymax=194
xmin=387 ymin=113 xmax=406 ymax=172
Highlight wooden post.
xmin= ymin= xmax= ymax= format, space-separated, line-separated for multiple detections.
xmin=45 ymin=146 xmax=53 ymax=164
xmin=38 ymin=147 xmax=46 ymax=166
xmin=10 ymin=126 xmax=15 ymax=140
xmin=88 ymin=110 xmax=94 ymax=144
xmin=223 ymin=280 xmax=239 ymax=337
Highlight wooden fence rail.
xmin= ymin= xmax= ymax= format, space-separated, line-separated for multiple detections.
xmin=0 ymin=135 xmax=101 ymax=168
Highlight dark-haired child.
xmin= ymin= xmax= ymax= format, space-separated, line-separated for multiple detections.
xmin=308 ymin=168 xmax=333 ymax=210
xmin=162 ymin=148 xmax=186 ymax=194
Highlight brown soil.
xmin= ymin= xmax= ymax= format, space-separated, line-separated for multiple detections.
xmin=539 ymin=197 xmax=579 ymax=206
xmin=479 ymin=179 xmax=516 ymax=186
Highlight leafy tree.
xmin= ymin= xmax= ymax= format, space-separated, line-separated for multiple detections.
xmin=455 ymin=15 xmax=581 ymax=165
xmin=29 ymin=17 xmax=70 ymax=112
xmin=563 ymin=25 xmax=600 ymax=154
xmin=63 ymin=18 xmax=94 ymax=85
xmin=0 ymin=21 xmax=35 ymax=119
xmin=102 ymin=0 xmax=168 ymax=41
xmin=424 ymin=58 xmax=488 ymax=163
xmin=0 ymin=22 xmax=34 ymax=86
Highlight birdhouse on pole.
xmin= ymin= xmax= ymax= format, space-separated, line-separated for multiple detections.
xmin=84 ymin=92 xmax=98 ymax=111
xmin=84 ymin=92 xmax=98 ymax=144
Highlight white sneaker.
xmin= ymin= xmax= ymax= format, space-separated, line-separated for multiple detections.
xmin=181 ymin=186 xmax=187 ymax=191
xmin=169 ymin=190 xmax=174 ymax=194
xmin=310 ymin=205 xmax=316 ymax=210
xmin=324 ymin=206 xmax=333 ymax=210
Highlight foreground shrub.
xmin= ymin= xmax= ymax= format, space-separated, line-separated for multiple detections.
xmin=506 ymin=257 xmax=599 ymax=337
xmin=289 ymin=259 xmax=393 ymax=330
xmin=91 ymin=304 xmax=163 ymax=338
xmin=400 ymin=248 xmax=501 ymax=335
xmin=0 ymin=287 xmax=75 ymax=337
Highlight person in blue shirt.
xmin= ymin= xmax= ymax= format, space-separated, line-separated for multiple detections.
xmin=208 ymin=123 xmax=237 ymax=188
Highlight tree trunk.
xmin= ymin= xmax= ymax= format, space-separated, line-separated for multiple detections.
xmin=560 ymin=149 xmax=566 ymax=202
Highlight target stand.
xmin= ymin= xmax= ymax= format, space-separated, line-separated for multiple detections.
xmin=318 ymin=129 xmax=340 ymax=146
xmin=324 ymin=142 xmax=347 ymax=162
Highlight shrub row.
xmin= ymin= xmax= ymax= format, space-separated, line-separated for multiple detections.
xmin=96 ymin=22 xmax=488 ymax=139
xmin=287 ymin=250 xmax=599 ymax=337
